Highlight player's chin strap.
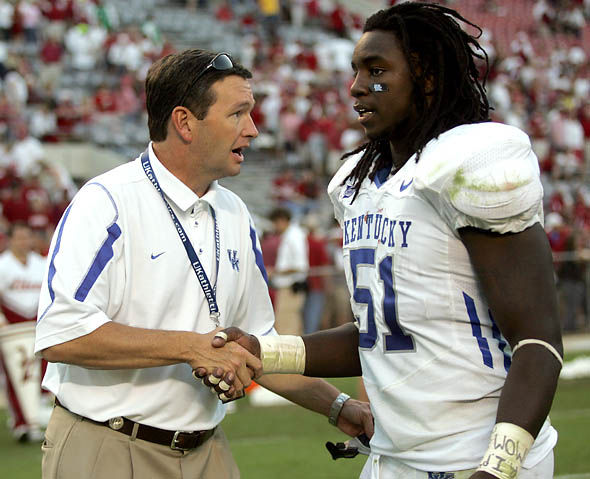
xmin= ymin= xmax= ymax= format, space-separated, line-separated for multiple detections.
xmin=326 ymin=434 xmax=371 ymax=460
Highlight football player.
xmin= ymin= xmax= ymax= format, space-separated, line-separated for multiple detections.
xmin=203 ymin=3 xmax=562 ymax=479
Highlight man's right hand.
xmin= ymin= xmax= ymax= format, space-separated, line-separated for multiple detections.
xmin=193 ymin=327 xmax=261 ymax=402
xmin=211 ymin=327 xmax=261 ymax=357
xmin=189 ymin=329 xmax=262 ymax=398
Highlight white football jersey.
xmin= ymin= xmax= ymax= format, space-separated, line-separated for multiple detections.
xmin=0 ymin=251 xmax=46 ymax=322
xmin=328 ymin=123 xmax=556 ymax=471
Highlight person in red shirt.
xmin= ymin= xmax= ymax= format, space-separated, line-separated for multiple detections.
xmin=301 ymin=214 xmax=330 ymax=333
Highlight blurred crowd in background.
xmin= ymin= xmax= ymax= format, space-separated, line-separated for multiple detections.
xmin=0 ymin=0 xmax=589 ymax=335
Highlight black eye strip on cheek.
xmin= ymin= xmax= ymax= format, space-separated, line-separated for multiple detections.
xmin=369 ymin=83 xmax=389 ymax=92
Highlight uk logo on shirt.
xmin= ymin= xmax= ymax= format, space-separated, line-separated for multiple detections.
xmin=227 ymin=249 xmax=239 ymax=272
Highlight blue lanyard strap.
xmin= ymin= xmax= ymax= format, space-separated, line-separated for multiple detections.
xmin=141 ymin=151 xmax=221 ymax=326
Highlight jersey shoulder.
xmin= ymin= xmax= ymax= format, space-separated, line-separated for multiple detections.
xmin=414 ymin=123 xmax=543 ymax=234
xmin=414 ymin=122 xmax=535 ymax=190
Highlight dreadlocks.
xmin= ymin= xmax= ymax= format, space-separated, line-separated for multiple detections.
xmin=343 ymin=2 xmax=491 ymax=201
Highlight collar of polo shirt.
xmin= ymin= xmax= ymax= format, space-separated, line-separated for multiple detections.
xmin=147 ymin=142 xmax=219 ymax=212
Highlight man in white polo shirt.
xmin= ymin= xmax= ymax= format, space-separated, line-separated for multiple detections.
xmin=0 ymin=222 xmax=46 ymax=442
xmin=268 ymin=207 xmax=308 ymax=335
xmin=35 ymin=49 xmax=372 ymax=479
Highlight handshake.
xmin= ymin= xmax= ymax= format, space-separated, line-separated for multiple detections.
xmin=192 ymin=327 xmax=261 ymax=402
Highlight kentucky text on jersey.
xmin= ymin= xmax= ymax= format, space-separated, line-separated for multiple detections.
xmin=343 ymin=212 xmax=412 ymax=247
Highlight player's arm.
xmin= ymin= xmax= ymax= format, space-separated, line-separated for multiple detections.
xmin=459 ymin=223 xmax=562 ymax=479
xmin=195 ymin=323 xmax=361 ymax=404
xmin=205 ymin=322 xmax=362 ymax=378
xmin=257 ymin=374 xmax=374 ymax=439
xmin=197 ymin=325 xmax=371 ymax=438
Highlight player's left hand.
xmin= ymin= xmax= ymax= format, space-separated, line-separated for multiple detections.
xmin=337 ymin=398 xmax=374 ymax=439
xmin=193 ymin=327 xmax=260 ymax=402
xmin=192 ymin=366 xmax=246 ymax=403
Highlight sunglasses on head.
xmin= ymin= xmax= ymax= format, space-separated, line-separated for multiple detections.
xmin=178 ymin=52 xmax=234 ymax=108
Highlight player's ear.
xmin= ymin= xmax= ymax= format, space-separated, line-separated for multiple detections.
xmin=169 ymin=106 xmax=194 ymax=143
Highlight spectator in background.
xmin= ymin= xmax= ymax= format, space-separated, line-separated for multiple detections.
xmin=0 ymin=0 xmax=14 ymax=41
xmin=30 ymin=100 xmax=57 ymax=140
xmin=64 ymin=22 xmax=106 ymax=70
xmin=271 ymin=168 xmax=305 ymax=218
xmin=10 ymin=123 xmax=45 ymax=178
xmin=260 ymin=227 xmax=281 ymax=309
xmin=39 ymin=30 xmax=64 ymax=94
xmin=301 ymin=214 xmax=330 ymax=334
xmin=3 ymin=67 xmax=28 ymax=112
xmin=546 ymin=211 xmax=572 ymax=275
xmin=268 ymin=207 xmax=308 ymax=335
xmin=258 ymin=0 xmax=281 ymax=40
xmin=296 ymin=168 xmax=321 ymax=214
xmin=557 ymin=233 xmax=587 ymax=332
xmin=321 ymin=217 xmax=353 ymax=330
xmin=18 ymin=0 xmax=42 ymax=46
xmin=0 ymin=222 xmax=47 ymax=442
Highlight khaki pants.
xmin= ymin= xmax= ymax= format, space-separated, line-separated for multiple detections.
xmin=42 ymin=405 xmax=240 ymax=479
xmin=274 ymin=287 xmax=305 ymax=335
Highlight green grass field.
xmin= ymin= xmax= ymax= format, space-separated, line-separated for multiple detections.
xmin=1 ymin=373 xmax=589 ymax=478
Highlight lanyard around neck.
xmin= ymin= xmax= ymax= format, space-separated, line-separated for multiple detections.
xmin=141 ymin=150 xmax=221 ymax=327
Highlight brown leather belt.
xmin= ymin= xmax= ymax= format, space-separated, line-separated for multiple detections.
xmin=55 ymin=397 xmax=215 ymax=451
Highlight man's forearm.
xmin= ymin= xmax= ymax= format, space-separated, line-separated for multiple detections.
xmin=42 ymin=322 xmax=262 ymax=381
xmin=41 ymin=322 xmax=194 ymax=369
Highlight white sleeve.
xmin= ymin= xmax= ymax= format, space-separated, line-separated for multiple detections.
xmin=35 ymin=182 xmax=125 ymax=354
xmin=415 ymin=124 xmax=544 ymax=235
xmin=230 ymin=209 xmax=276 ymax=337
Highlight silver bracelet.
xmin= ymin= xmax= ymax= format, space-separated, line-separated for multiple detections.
xmin=328 ymin=392 xmax=351 ymax=426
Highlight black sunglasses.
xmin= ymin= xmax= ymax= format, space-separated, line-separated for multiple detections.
xmin=178 ymin=53 xmax=234 ymax=108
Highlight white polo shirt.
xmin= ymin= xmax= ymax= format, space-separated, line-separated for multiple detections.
xmin=0 ymin=250 xmax=46 ymax=322
xmin=272 ymin=223 xmax=309 ymax=289
xmin=35 ymin=143 xmax=275 ymax=431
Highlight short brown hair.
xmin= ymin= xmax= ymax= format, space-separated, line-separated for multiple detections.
xmin=269 ymin=207 xmax=292 ymax=222
xmin=145 ymin=49 xmax=252 ymax=141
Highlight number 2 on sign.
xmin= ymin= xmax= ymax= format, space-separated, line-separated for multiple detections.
xmin=350 ymin=248 xmax=415 ymax=352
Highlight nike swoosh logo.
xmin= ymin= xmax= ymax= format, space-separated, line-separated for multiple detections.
xmin=151 ymin=252 xmax=165 ymax=260
xmin=400 ymin=178 xmax=413 ymax=192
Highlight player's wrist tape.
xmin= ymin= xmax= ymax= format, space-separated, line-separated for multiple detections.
xmin=512 ymin=339 xmax=563 ymax=367
xmin=476 ymin=422 xmax=534 ymax=479
xmin=254 ymin=335 xmax=306 ymax=374
xmin=328 ymin=392 xmax=351 ymax=426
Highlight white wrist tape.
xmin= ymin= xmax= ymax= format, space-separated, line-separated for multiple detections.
xmin=512 ymin=339 xmax=563 ymax=367
xmin=476 ymin=422 xmax=534 ymax=479
xmin=254 ymin=335 xmax=306 ymax=374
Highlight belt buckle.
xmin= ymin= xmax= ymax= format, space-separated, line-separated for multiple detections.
xmin=170 ymin=430 xmax=193 ymax=451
